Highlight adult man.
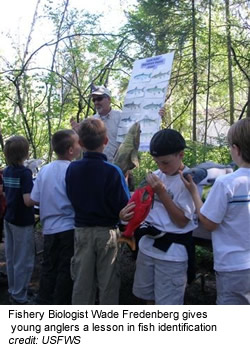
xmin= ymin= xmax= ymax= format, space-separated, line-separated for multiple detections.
xmin=91 ymin=86 xmax=122 ymax=162
xmin=71 ymin=86 xmax=121 ymax=162
xmin=71 ymin=85 xmax=165 ymax=162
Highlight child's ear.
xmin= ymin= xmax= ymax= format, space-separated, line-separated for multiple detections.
xmin=232 ymin=144 xmax=241 ymax=155
xmin=104 ymin=136 xmax=109 ymax=146
xmin=79 ymin=140 xmax=85 ymax=147
xmin=179 ymin=150 xmax=184 ymax=159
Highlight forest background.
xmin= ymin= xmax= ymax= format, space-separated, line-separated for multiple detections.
xmin=0 ymin=0 xmax=249 ymax=185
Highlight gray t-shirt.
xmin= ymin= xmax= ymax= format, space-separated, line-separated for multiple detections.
xmin=94 ymin=109 xmax=122 ymax=162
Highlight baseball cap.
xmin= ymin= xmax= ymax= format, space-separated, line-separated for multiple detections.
xmin=150 ymin=129 xmax=187 ymax=156
xmin=91 ymin=85 xmax=111 ymax=97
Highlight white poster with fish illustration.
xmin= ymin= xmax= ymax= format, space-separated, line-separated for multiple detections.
xmin=117 ymin=52 xmax=174 ymax=151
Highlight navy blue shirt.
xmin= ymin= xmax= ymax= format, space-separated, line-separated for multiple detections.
xmin=3 ymin=165 xmax=34 ymax=226
xmin=65 ymin=152 xmax=130 ymax=227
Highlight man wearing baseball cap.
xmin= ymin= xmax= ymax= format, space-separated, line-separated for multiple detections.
xmin=90 ymin=85 xmax=122 ymax=162
xmin=71 ymin=85 xmax=165 ymax=162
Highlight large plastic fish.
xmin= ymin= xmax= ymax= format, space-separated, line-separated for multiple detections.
xmin=183 ymin=161 xmax=235 ymax=196
xmin=183 ymin=167 xmax=208 ymax=184
xmin=122 ymin=182 xmax=154 ymax=238
xmin=114 ymin=122 xmax=140 ymax=175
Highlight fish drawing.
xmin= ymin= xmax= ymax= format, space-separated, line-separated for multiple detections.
xmin=140 ymin=132 xmax=153 ymax=139
xmin=134 ymin=73 xmax=151 ymax=80
xmin=124 ymin=102 xmax=141 ymax=110
xmin=114 ymin=122 xmax=141 ymax=175
xmin=141 ymin=117 xmax=157 ymax=124
xmin=151 ymin=71 xmax=169 ymax=79
xmin=127 ymin=87 xmax=145 ymax=95
xmin=121 ymin=116 xmax=133 ymax=123
xmin=146 ymin=86 xmax=166 ymax=95
xmin=143 ymin=103 xmax=162 ymax=110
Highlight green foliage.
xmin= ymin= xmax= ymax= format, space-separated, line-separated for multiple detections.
xmin=132 ymin=151 xmax=158 ymax=187
xmin=195 ymin=246 xmax=213 ymax=271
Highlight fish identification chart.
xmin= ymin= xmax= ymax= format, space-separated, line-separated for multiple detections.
xmin=117 ymin=52 xmax=174 ymax=151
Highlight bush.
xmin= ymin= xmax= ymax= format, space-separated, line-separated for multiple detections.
xmin=195 ymin=246 xmax=214 ymax=271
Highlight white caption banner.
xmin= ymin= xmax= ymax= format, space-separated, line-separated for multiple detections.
xmin=1 ymin=305 xmax=249 ymax=349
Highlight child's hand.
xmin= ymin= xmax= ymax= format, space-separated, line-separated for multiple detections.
xmin=179 ymin=171 xmax=198 ymax=195
xmin=70 ymin=118 xmax=80 ymax=132
xmin=119 ymin=201 xmax=136 ymax=222
xmin=146 ymin=172 xmax=165 ymax=195
xmin=158 ymin=107 xmax=166 ymax=118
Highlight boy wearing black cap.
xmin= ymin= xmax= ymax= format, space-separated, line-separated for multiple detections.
xmin=121 ymin=129 xmax=197 ymax=305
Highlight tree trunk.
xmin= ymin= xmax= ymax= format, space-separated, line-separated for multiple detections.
xmin=225 ymin=0 xmax=234 ymax=125
xmin=203 ymin=0 xmax=212 ymax=161
xmin=247 ymin=84 xmax=250 ymax=119
xmin=192 ymin=0 xmax=197 ymax=142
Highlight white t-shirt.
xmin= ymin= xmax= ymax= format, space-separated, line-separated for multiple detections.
xmin=94 ymin=109 xmax=122 ymax=162
xmin=200 ymin=167 xmax=250 ymax=272
xmin=139 ymin=168 xmax=198 ymax=262
xmin=31 ymin=160 xmax=75 ymax=235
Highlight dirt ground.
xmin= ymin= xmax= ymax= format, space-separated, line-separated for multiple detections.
xmin=0 ymin=230 xmax=216 ymax=305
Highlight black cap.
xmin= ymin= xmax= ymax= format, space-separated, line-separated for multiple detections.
xmin=150 ymin=129 xmax=186 ymax=156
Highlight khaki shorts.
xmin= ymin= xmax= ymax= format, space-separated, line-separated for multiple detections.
xmin=71 ymin=226 xmax=120 ymax=305
xmin=133 ymin=250 xmax=187 ymax=305
xmin=216 ymin=269 xmax=250 ymax=305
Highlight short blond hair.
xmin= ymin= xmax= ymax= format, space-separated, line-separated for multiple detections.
xmin=227 ymin=118 xmax=250 ymax=163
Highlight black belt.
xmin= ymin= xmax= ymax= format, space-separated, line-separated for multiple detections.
xmin=137 ymin=223 xmax=195 ymax=284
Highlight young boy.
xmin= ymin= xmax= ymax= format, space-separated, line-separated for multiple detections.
xmin=181 ymin=118 xmax=250 ymax=305
xmin=120 ymin=129 xmax=198 ymax=305
xmin=30 ymin=129 xmax=81 ymax=304
xmin=3 ymin=136 xmax=35 ymax=304
xmin=66 ymin=118 xmax=130 ymax=305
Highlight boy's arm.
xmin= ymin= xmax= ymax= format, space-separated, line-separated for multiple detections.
xmin=23 ymin=193 xmax=39 ymax=207
xmin=180 ymin=172 xmax=218 ymax=231
xmin=146 ymin=173 xmax=189 ymax=228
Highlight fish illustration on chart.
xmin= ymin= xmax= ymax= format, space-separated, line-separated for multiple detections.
xmin=146 ymin=86 xmax=166 ymax=96
xmin=143 ymin=102 xmax=162 ymax=110
xmin=120 ymin=52 xmax=175 ymax=150
xmin=117 ymin=127 xmax=129 ymax=137
xmin=140 ymin=132 xmax=153 ymax=143
xmin=120 ymin=116 xmax=134 ymax=124
xmin=124 ymin=102 xmax=141 ymax=110
xmin=151 ymin=71 xmax=170 ymax=80
xmin=133 ymin=72 xmax=152 ymax=81
xmin=117 ymin=122 xmax=136 ymax=143
xmin=127 ymin=86 xmax=145 ymax=97
xmin=139 ymin=115 xmax=158 ymax=126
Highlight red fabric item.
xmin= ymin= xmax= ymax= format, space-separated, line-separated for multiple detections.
xmin=122 ymin=184 xmax=154 ymax=237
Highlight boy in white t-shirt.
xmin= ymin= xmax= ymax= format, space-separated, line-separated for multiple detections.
xmin=31 ymin=130 xmax=81 ymax=304
xmin=120 ymin=129 xmax=198 ymax=305
xmin=181 ymin=118 xmax=250 ymax=304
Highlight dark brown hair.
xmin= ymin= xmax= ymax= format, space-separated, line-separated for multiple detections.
xmin=52 ymin=129 xmax=77 ymax=157
xmin=78 ymin=118 xmax=107 ymax=150
xmin=227 ymin=118 xmax=250 ymax=163
xmin=4 ymin=136 xmax=29 ymax=166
